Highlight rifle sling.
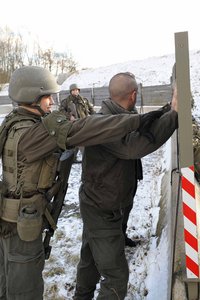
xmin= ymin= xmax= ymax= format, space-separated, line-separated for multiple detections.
xmin=45 ymin=208 xmax=57 ymax=231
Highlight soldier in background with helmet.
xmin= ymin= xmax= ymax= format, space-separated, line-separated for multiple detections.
xmin=0 ymin=66 xmax=162 ymax=300
xmin=60 ymin=83 xmax=95 ymax=118
xmin=60 ymin=83 xmax=95 ymax=161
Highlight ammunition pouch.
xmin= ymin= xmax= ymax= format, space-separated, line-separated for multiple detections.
xmin=1 ymin=194 xmax=46 ymax=242
xmin=1 ymin=198 xmax=20 ymax=222
xmin=17 ymin=203 xmax=43 ymax=242
xmin=37 ymin=154 xmax=59 ymax=189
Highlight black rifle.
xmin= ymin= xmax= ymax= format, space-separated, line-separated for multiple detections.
xmin=43 ymin=149 xmax=75 ymax=259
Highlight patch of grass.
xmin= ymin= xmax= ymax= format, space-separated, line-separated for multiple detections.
xmin=44 ymin=283 xmax=67 ymax=300
xmin=55 ymin=230 xmax=65 ymax=241
xmin=44 ymin=266 xmax=65 ymax=277
xmin=68 ymin=253 xmax=80 ymax=265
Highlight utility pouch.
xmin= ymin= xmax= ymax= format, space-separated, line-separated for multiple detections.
xmin=17 ymin=205 xmax=42 ymax=242
xmin=17 ymin=194 xmax=45 ymax=242
xmin=37 ymin=154 xmax=59 ymax=189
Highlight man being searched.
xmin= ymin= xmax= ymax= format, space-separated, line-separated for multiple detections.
xmin=60 ymin=83 xmax=95 ymax=162
xmin=74 ymin=72 xmax=178 ymax=300
xmin=0 ymin=66 xmax=162 ymax=300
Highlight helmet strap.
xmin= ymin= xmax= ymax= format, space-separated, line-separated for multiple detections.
xmin=33 ymin=95 xmax=47 ymax=116
xmin=33 ymin=105 xmax=46 ymax=116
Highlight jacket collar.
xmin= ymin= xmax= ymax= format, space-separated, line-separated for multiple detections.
xmin=100 ymin=98 xmax=138 ymax=115
xmin=16 ymin=107 xmax=41 ymax=120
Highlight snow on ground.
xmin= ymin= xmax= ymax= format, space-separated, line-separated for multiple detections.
xmin=1 ymin=50 xmax=200 ymax=299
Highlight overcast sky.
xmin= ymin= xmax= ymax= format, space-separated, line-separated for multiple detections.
xmin=0 ymin=0 xmax=199 ymax=69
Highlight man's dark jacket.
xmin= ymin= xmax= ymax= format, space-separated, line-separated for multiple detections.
xmin=80 ymin=99 xmax=178 ymax=211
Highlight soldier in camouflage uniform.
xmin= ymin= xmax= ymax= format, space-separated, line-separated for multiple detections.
xmin=60 ymin=83 xmax=95 ymax=119
xmin=60 ymin=83 xmax=95 ymax=161
xmin=0 ymin=66 xmax=161 ymax=300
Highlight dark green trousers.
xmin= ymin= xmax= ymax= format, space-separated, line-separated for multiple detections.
xmin=0 ymin=232 xmax=44 ymax=300
xmin=74 ymin=200 xmax=129 ymax=300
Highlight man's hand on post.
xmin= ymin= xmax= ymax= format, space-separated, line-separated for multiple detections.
xmin=171 ymin=84 xmax=178 ymax=112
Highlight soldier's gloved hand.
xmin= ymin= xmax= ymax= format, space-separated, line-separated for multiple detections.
xmin=138 ymin=110 xmax=164 ymax=143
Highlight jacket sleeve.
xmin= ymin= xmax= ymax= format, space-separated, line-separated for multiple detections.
xmin=39 ymin=110 xmax=140 ymax=149
xmin=66 ymin=113 xmax=140 ymax=147
xmin=19 ymin=111 xmax=140 ymax=162
xmin=101 ymin=110 xmax=178 ymax=159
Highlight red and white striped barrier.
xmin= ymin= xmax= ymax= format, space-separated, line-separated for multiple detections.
xmin=181 ymin=165 xmax=199 ymax=278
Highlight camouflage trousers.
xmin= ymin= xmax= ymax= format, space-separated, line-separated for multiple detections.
xmin=74 ymin=200 xmax=129 ymax=300
xmin=0 ymin=232 xmax=45 ymax=300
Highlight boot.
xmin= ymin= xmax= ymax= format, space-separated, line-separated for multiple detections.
xmin=124 ymin=235 xmax=141 ymax=247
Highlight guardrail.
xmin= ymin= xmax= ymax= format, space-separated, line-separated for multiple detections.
xmin=0 ymin=81 xmax=173 ymax=108
xmin=59 ymin=83 xmax=172 ymax=107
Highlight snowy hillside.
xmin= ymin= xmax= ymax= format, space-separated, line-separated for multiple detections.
xmin=61 ymin=50 xmax=198 ymax=89
xmin=61 ymin=54 xmax=176 ymax=90
xmin=61 ymin=49 xmax=200 ymax=118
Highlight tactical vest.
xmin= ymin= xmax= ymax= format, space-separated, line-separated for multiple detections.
xmin=4 ymin=123 xmax=58 ymax=194
xmin=1 ymin=114 xmax=59 ymax=225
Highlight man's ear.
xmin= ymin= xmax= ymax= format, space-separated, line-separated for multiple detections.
xmin=132 ymin=90 xmax=137 ymax=101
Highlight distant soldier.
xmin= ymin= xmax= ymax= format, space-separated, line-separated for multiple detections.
xmin=60 ymin=83 xmax=95 ymax=119
xmin=60 ymin=83 xmax=95 ymax=162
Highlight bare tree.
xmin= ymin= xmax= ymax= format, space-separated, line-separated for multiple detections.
xmin=0 ymin=26 xmax=77 ymax=84
xmin=0 ymin=26 xmax=26 ymax=83
xmin=54 ymin=52 xmax=77 ymax=76
xmin=42 ymin=48 xmax=54 ymax=71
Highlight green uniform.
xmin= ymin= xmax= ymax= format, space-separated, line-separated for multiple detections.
xmin=0 ymin=107 xmax=141 ymax=300
xmin=60 ymin=94 xmax=95 ymax=119
xmin=60 ymin=94 xmax=95 ymax=160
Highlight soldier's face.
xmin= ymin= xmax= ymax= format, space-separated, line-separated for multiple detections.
xmin=71 ymin=89 xmax=79 ymax=97
xmin=40 ymin=95 xmax=54 ymax=113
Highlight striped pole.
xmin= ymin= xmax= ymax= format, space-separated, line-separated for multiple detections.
xmin=181 ymin=166 xmax=199 ymax=278
xmin=174 ymin=32 xmax=200 ymax=283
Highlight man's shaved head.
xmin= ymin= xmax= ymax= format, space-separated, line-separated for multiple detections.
xmin=109 ymin=72 xmax=138 ymax=103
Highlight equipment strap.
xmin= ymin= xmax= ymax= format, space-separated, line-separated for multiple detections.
xmin=44 ymin=208 xmax=57 ymax=231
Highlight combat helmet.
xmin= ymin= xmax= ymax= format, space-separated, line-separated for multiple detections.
xmin=9 ymin=66 xmax=60 ymax=104
xmin=69 ymin=83 xmax=80 ymax=92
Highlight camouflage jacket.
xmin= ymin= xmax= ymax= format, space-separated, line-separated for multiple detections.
xmin=60 ymin=94 xmax=95 ymax=118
